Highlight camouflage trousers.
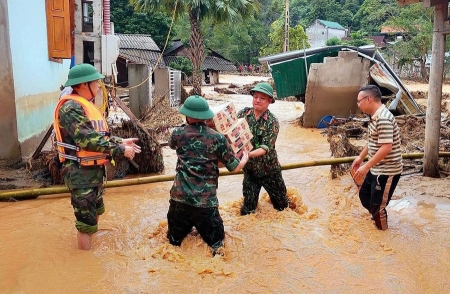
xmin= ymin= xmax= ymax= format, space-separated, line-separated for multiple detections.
xmin=240 ymin=170 xmax=289 ymax=215
xmin=71 ymin=186 xmax=105 ymax=234
xmin=167 ymin=200 xmax=224 ymax=250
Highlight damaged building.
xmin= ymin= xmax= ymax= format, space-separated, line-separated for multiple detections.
xmin=259 ymin=45 xmax=423 ymax=128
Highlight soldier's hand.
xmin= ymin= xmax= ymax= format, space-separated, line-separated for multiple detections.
xmin=124 ymin=145 xmax=137 ymax=160
xmin=240 ymin=152 xmax=249 ymax=164
xmin=123 ymin=138 xmax=141 ymax=154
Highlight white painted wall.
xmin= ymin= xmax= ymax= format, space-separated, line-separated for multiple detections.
xmin=306 ymin=21 xmax=346 ymax=48
xmin=6 ymin=0 xmax=71 ymax=154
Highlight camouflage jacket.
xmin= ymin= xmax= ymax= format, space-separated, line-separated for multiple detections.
xmin=237 ymin=107 xmax=281 ymax=178
xmin=57 ymin=99 xmax=125 ymax=189
xmin=169 ymin=122 xmax=240 ymax=208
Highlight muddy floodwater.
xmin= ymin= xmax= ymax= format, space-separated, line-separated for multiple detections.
xmin=1 ymin=90 xmax=450 ymax=294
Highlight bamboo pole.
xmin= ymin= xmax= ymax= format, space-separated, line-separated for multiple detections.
xmin=1 ymin=152 xmax=450 ymax=200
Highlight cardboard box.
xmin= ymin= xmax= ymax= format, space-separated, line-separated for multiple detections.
xmin=223 ymin=118 xmax=253 ymax=144
xmin=210 ymin=102 xmax=238 ymax=132
xmin=235 ymin=142 xmax=254 ymax=159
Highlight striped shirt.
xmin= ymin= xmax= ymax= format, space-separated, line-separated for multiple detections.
xmin=368 ymin=104 xmax=403 ymax=175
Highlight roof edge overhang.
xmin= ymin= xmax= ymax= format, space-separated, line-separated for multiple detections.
xmin=258 ymin=45 xmax=377 ymax=65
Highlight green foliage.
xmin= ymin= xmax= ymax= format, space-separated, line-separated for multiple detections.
xmin=110 ymin=0 xmax=175 ymax=50
xmin=259 ymin=20 xmax=309 ymax=56
xmin=352 ymin=0 xmax=399 ymax=34
xmin=326 ymin=37 xmax=342 ymax=46
xmin=383 ymin=3 xmax=433 ymax=79
xmin=341 ymin=31 xmax=373 ymax=46
xmin=169 ymin=57 xmax=193 ymax=76
xmin=306 ymin=0 xmax=345 ymax=26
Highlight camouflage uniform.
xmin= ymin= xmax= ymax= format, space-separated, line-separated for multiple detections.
xmin=167 ymin=122 xmax=239 ymax=250
xmin=58 ymin=99 xmax=125 ymax=234
xmin=237 ymin=107 xmax=289 ymax=215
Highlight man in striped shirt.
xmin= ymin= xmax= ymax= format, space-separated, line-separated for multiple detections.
xmin=352 ymin=85 xmax=403 ymax=230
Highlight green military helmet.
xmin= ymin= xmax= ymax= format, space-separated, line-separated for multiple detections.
xmin=64 ymin=63 xmax=105 ymax=87
xmin=250 ymin=82 xmax=275 ymax=103
xmin=179 ymin=95 xmax=214 ymax=120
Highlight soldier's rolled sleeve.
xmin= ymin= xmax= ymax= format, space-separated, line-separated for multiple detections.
xmin=259 ymin=144 xmax=269 ymax=152
xmin=111 ymin=144 xmax=125 ymax=156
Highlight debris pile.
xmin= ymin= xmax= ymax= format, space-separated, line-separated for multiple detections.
xmin=213 ymin=79 xmax=279 ymax=99
xmin=326 ymin=113 xmax=450 ymax=178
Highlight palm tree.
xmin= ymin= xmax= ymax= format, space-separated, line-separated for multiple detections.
xmin=131 ymin=0 xmax=259 ymax=95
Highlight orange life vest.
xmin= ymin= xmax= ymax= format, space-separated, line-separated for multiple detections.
xmin=53 ymin=94 xmax=110 ymax=166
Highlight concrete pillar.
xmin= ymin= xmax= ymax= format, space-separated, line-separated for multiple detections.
xmin=128 ymin=64 xmax=152 ymax=118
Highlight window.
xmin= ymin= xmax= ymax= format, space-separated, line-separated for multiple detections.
xmin=46 ymin=0 xmax=73 ymax=59
xmin=82 ymin=1 xmax=94 ymax=32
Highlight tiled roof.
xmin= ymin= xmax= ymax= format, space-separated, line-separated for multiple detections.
xmin=116 ymin=34 xmax=160 ymax=51
xmin=163 ymin=56 xmax=236 ymax=71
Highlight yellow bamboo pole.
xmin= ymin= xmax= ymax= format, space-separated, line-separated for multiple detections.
xmin=1 ymin=152 xmax=450 ymax=200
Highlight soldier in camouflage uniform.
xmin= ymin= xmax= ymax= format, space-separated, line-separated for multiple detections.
xmin=237 ymin=82 xmax=291 ymax=215
xmin=54 ymin=63 xmax=141 ymax=250
xmin=168 ymin=95 xmax=249 ymax=255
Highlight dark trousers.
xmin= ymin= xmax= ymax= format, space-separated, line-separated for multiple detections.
xmin=167 ymin=200 xmax=224 ymax=250
xmin=240 ymin=170 xmax=289 ymax=215
xmin=359 ymin=171 xmax=401 ymax=230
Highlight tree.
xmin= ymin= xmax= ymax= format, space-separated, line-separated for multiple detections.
xmin=131 ymin=0 xmax=259 ymax=95
xmin=383 ymin=3 xmax=433 ymax=80
xmin=352 ymin=0 xmax=399 ymax=34
xmin=341 ymin=31 xmax=373 ymax=47
xmin=169 ymin=56 xmax=193 ymax=76
xmin=260 ymin=20 xmax=309 ymax=56
xmin=306 ymin=0 xmax=344 ymax=25
xmin=326 ymin=37 xmax=342 ymax=46
xmin=110 ymin=0 xmax=174 ymax=50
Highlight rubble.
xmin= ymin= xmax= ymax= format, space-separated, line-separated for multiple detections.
xmin=326 ymin=112 xmax=450 ymax=179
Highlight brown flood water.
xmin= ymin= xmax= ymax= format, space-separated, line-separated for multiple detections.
xmin=1 ymin=95 xmax=450 ymax=293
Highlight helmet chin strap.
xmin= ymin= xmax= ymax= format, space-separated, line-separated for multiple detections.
xmin=87 ymin=82 xmax=95 ymax=102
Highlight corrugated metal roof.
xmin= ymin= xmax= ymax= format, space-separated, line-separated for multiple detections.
xmin=116 ymin=34 xmax=160 ymax=51
xmin=317 ymin=19 xmax=345 ymax=30
xmin=164 ymin=56 xmax=236 ymax=71
xmin=258 ymin=45 xmax=377 ymax=64
xmin=164 ymin=40 xmax=184 ymax=56
xmin=116 ymin=34 xmax=165 ymax=67
xmin=119 ymin=49 xmax=166 ymax=67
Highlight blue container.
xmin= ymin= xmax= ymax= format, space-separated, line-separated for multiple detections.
xmin=317 ymin=115 xmax=334 ymax=129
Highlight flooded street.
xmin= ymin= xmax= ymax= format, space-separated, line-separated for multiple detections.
xmin=1 ymin=78 xmax=450 ymax=293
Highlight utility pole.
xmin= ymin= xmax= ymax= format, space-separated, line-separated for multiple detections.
xmin=424 ymin=2 xmax=447 ymax=177
xmin=283 ymin=0 xmax=289 ymax=52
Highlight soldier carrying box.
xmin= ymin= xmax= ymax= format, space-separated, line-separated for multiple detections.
xmin=236 ymin=82 xmax=294 ymax=215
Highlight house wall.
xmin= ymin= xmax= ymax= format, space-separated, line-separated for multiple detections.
xmin=303 ymin=51 xmax=370 ymax=127
xmin=74 ymin=0 xmax=102 ymax=70
xmin=2 ymin=0 xmax=71 ymax=159
xmin=306 ymin=21 xmax=346 ymax=48
xmin=0 ymin=0 xmax=20 ymax=161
